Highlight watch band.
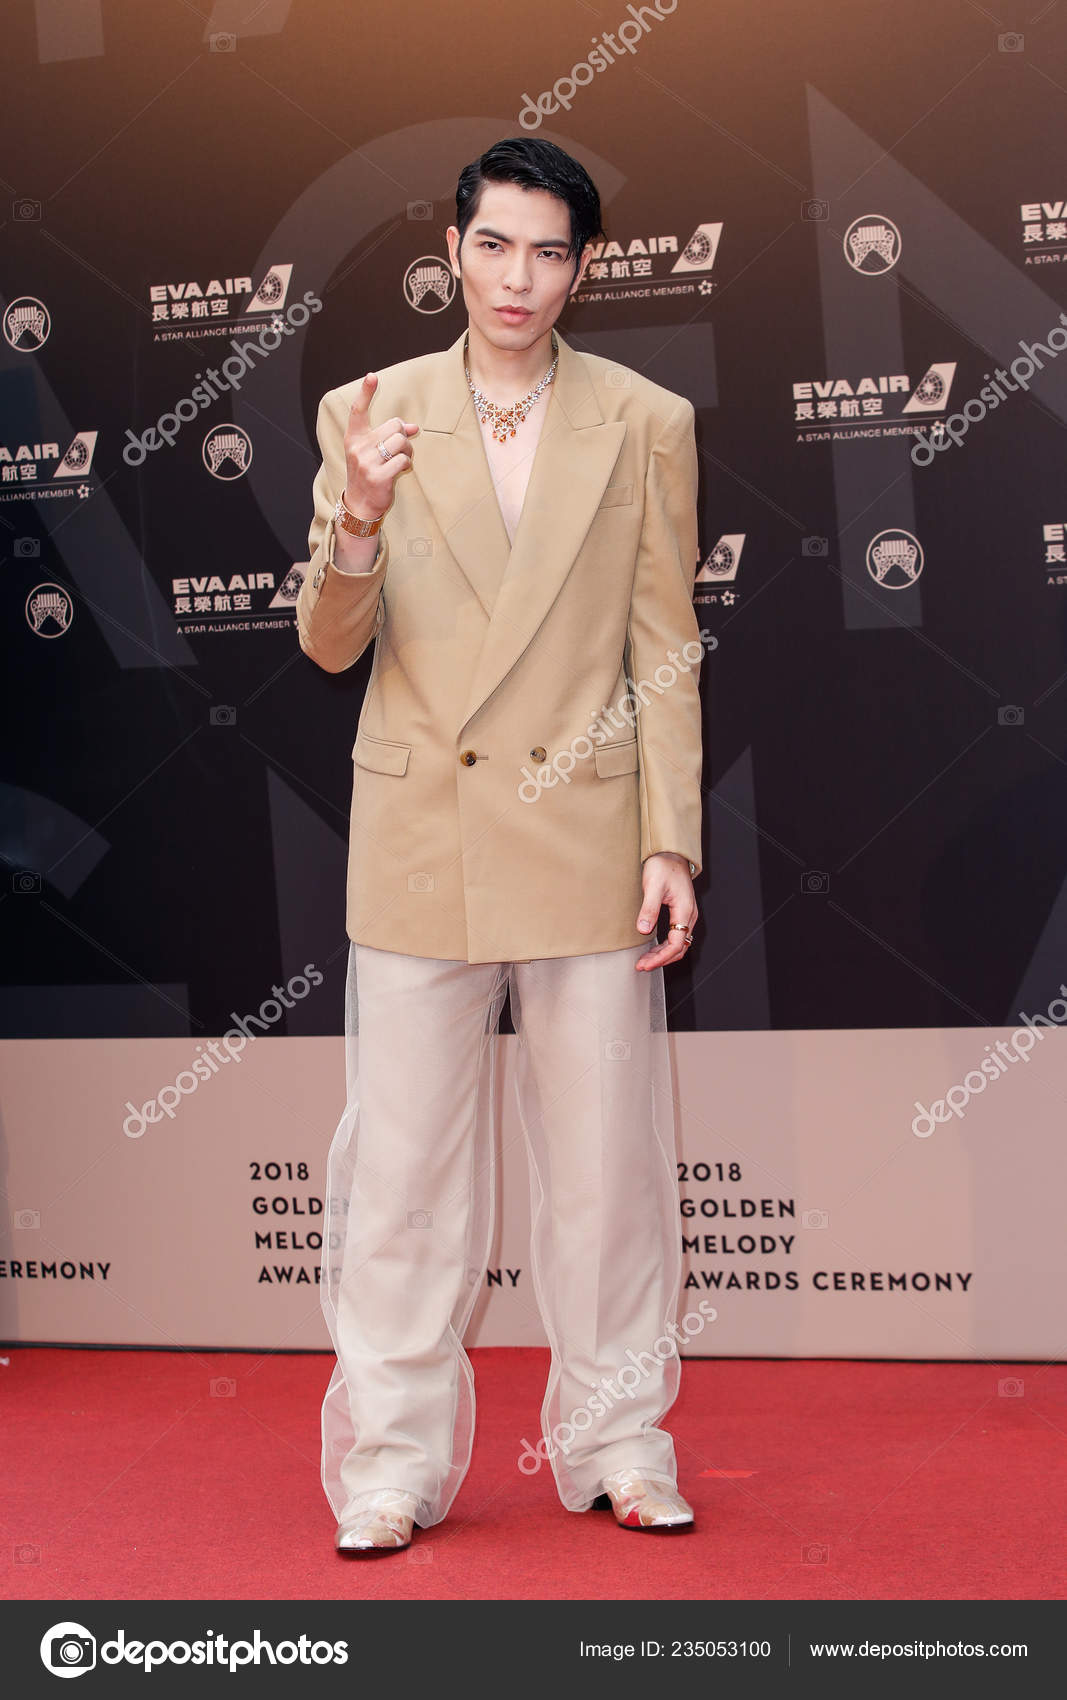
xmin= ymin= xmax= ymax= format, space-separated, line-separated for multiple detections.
xmin=334 ymin=492 xmax=384 ymax=537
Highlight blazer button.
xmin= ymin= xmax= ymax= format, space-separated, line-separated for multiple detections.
xmin=459 ymin=749 xmax=477 ymax=766
xmin=530 ymin=745 xmax=546 ymax=762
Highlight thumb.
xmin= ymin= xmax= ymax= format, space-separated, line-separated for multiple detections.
xmin=636 ymin=901 xmax=659 ymax=933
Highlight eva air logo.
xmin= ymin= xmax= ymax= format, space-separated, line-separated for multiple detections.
xmin=670 ymin=223 xmax=723 ymax=274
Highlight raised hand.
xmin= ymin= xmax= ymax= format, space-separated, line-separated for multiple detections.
xmin=342 ymin=372 xmax=420 ymax=520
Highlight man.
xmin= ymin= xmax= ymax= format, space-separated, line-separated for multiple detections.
xmin=297 ymin=137 xmax=704 ymax=1553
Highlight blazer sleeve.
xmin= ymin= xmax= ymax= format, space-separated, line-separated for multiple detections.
xmin=625 ymin=394 xmax=705 ymax=878
xmin=295 ymin=388 xmax=390 ymax=674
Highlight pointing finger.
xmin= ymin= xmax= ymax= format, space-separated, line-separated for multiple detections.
xmin=347 ymin=372 xmax=379 ymax=427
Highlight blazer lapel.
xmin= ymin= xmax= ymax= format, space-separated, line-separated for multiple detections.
xmin=415 ymin=329 xmax=512 ymax=618
xmin=414 ymin=328 xmax=627 ymax=735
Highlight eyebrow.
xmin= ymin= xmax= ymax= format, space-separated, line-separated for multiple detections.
xmin=472 ymin=225 xmax=570 ymax=249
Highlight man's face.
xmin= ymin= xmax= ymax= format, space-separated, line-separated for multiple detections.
xmin=446 ymin=180 xmax=594 ymax=348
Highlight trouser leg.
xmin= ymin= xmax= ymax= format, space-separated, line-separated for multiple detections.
xmin=509 ymin=944 xmax=685 ymax=1509
xmin=320 ymin=943 xmax=506 ymax=1528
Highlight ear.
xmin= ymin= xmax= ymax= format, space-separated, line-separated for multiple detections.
xmin=570 ymin=240 xmax=595 ymax=297
xmin=445 ymin=224 xmax=462 ymax=279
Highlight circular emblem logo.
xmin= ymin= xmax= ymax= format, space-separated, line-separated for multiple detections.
xmin=202 ymin=423 xmax=253 ymax=480
xmin=866 ymin=528 xmax=924 ymax=588
xmin=26 ymin=582 xmax=74 ymax=636
xmin=843 ymin=215 xmax=902 ymax=274
xmin=4 ymin=295 xmax=51 ymax=351
xmin=404 ymin=256 xmax=456 ymax=314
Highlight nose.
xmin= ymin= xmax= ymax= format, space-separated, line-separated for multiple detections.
xmin=502 ymin=253 xmax=533 ymax=294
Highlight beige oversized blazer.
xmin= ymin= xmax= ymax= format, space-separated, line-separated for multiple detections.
xmin=296 ymin=326 xmax=704 ymax=965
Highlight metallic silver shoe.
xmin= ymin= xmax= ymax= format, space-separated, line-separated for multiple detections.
xmin=334 ymin=1488 xmax=423 ymax=1552
xmin=598 ymin=1468 xmax=695 ymax=1529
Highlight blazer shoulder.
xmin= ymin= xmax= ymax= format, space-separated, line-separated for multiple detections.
xmin=575 ymin=350 xmax=694 ymax=437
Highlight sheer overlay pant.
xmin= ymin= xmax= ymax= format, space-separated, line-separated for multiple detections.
xmin=319 ymin=939 xmax=684 ymax=1530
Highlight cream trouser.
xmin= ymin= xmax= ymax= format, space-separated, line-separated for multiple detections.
xmin=319 ymin=939 xmax=685 ymax=1530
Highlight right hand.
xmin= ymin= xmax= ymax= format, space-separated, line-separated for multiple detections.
xmin=342 ymin=372 xmax=419 ymax=521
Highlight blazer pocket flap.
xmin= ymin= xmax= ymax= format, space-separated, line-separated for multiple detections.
xmin=353 ymin=732 xmax=410 ymax=776
xmin=594 ymin=737 xmax=639 ymax=778
xmin=597 ymin=482 xmax=633 ymax=508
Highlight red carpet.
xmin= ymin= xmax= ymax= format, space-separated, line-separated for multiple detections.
xmin=3 ymin=1347 xmax=1063 ymax=1600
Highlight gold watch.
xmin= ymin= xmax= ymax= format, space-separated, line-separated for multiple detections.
xmin=334 ymin=492 xmax=384 ymax=536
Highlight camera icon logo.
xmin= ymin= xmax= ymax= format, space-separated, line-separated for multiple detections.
xmin=998 ymin=31 xmax=1023 ymax=51
xmin=13 ymin=870 xmax=41 ymax=894
xmin=407 ymin=200 xmax=434 ymax=221
xmin=210 ymin=31 xmax=236 ymax=51
xmin=210 ymin=705 xmax=236 ymax=727
xmin=605 ymin=366 xmax=631 ymax=389
xmin=13 ymin=198 xmax=41 ymax=221
xmin=803 ymin=1543 xmax=829 ymax=1564
xmin=407 ymin=537 xmax=434 ymax=557
xmin=997 ymin=705 xmax=1024 ymax=727
xmin=15 ymin=1209 xmax=40 ymax=1230
xmin=41 ymin=1622 xmax=96 ymax=1676
xmin=802 ymin=537 xmax=828 ymax=557
xmin=210 ymin=1376 xmax=237 ymax=1398
xmin=802 ymin=200 xmax=829 ymax=221
xmin=998 ymin=1377 xmax=1024 ymax=1398
xmin=408 ymin=1209 xmax=434 ymax=1229
xmin=801 ymin=871 xmax=828 ymax=895
xmin=15 ymin=537 xmax=40 ymax=557
xmin=604 ymin=1039 xmax=631 ymax=1060
xmin=407 ymin=871 xmax=435 ymax=892
xmin=802 ymin=1209 xmax=828 ymax=1230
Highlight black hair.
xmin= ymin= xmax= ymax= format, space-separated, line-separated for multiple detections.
xmin=454 ymin=137 xmax=604 ymax=284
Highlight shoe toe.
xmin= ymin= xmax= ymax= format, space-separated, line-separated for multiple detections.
xmin=600 ymin=1469 xmax=694 ymax=1530
xmin=334 ymin=1488 xmax=421 ymax=1552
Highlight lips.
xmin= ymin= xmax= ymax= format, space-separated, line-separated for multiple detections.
xmin=495 ymin=306 xmax=532 ymax=318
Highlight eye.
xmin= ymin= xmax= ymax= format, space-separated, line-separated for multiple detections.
xmin=479 ymin=240 xmax=501 ymax=251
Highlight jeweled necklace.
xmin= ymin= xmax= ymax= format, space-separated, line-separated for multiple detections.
xmin=464 ymin=331 xmax=558 ymax=442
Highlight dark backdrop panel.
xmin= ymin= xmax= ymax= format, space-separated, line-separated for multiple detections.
xmin=3 ymin=0 xmax=1066 ymax=1037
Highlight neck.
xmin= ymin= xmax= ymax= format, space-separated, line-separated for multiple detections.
xmin=465 ymin=320 xmax=557 ymax=400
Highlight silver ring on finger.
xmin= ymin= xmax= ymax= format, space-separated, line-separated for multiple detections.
xmin=376 ymin=438 xmax=392 ymax=462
